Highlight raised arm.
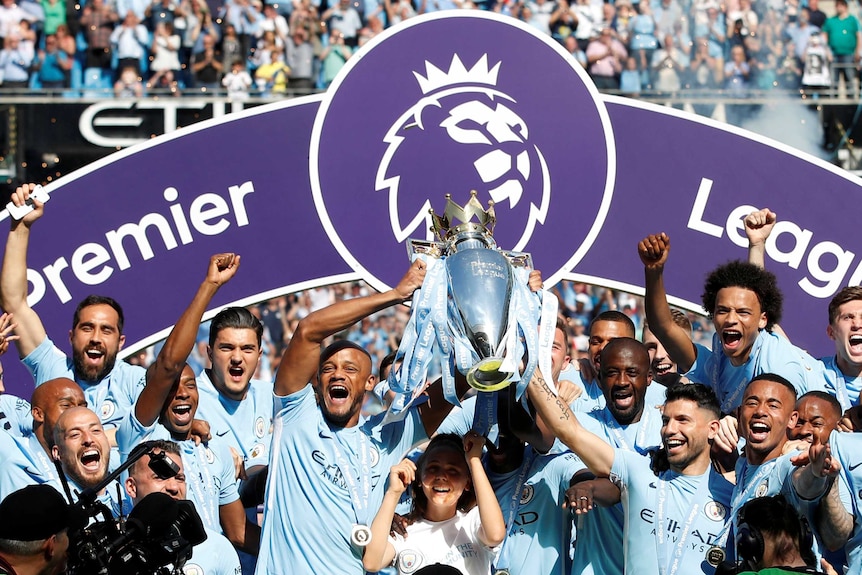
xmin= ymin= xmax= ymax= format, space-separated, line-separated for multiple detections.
xmin=363 ymin=459 xmax=414 ymax=572
xmin=526 ymin=368 xmax=615 ymax=477
xmin=745 ymin=208 xmax=776 ymax=269
xmin=136 ymin=253 xmax=239 ymax=426
xmin=0 ymin=184 xmax=49 ymax=358
xmin=274 ymin=259 xmax=425 ymax=397
xmin=638 ymin=233 xmax=697 ymax=372
xmin=464 ymin=430 xmax=506 ymax=547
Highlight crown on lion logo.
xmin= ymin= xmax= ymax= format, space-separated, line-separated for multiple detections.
xmin=430 ymin=191 xmax=497 ymax=241
xmin=413 ymin=54 xmax=501 ymax=95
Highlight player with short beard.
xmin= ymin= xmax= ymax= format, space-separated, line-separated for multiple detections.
xmin=257 ymin=260 xmax=472 ymax=575
xmin=52 ymin=406 xmax=122 ymax=515
xmin=1 ymin=184 xmax=146 ymax=436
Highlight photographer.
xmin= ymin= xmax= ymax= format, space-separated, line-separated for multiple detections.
xmin=0 ymin=484 xmax=81 ymax=575
xmin=729 ymin=495 xmax=837 ymax=575
xmin=124 ymin=440 xmax=241 ymax=575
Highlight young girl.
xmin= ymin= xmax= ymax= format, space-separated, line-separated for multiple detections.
xmin=364 ymin=432 xmax=506 ymax=575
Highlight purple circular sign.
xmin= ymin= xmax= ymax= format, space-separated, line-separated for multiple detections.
xmin=311 ymin=12 xmax=615 ymax=290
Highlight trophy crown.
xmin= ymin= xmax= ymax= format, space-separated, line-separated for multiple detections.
xmin=430 ymin=192 xmax=497 ymax=241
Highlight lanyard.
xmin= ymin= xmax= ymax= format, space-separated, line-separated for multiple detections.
xmin=655 ymin=471 xmax=710 ymax=575
xmin=494 ymin=448 xmax=537 ymax=572
xmin=828 ymin=357 xmax=852 ymax=412
xmin=730 ymin=459 xmax=776 ymax=531
xmin=325 ymin=425 xmax=372 ymax=526
xmin=603 ymin=408 xmax=652 ymax=453
xmin=181 ymin=441 xmax=217 ymax=531
xmin=717 ymin=332 xmax=763 ymax=414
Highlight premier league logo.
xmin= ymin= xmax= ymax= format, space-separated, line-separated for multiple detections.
xmin=376 ymin=54 xmax=550 ymax=252
xmin=311 ymin=12 xmax=615 ymax=290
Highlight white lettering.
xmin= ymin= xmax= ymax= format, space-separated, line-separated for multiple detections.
xmin=164 ymin=187 xmax=194 ymax=245
xmin=766 ymin=221 xmax=813 ymax=270
xmin=726 ymin=204 xmax=758 ymax=248
xmin=190 ymin=193 xmax=231 ymax=235
xmin=105 ymin=213 xmax=178 ymax=270
xmin=228 ymin=182 xmax=255 ymax=227
xmin=43 ymin=257 xmax=72 ymax=304
xmin=71 ymin=243 xmax=114 ymax=285
xmin=799 ymin=242 xmax=856 ymax=298
xmin=687 ymin=178 xmax=723 ymax=237
xmin=25 ymin=182 xmax=256 ymax=306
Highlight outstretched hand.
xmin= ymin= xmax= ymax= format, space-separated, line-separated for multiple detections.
xmin=388 ymin=459 xmax=416 ymax=495
xmin=8 ymin=183 xmax=44 ymax=229
xmin=637 ymin=233 xmax=670 ymax=269
xmin=744 ymin=208 xmax=776 ymax=247
xmin=0 ymin=313 xmax=19 ymax=357
xmin=206 ymin=253 xmax=241 ymax=287
xmin=393 ymin=259 xmax=427 ymax=301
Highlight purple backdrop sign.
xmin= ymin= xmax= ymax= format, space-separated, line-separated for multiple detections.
xmin=2 ymin=11 xmax=860 ymax=398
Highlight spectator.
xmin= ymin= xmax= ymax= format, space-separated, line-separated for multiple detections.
xmin=382 ymin=0 xmax=414 ymax=28
xmin=191 ymin=31 xmax=222 ymax=90
xmin=807 ymin=0 xmax=826 ymax=29
xmin=586 ymin=27 xmax=626 ymax=90
xmin=0 ymin=0 xmax=36 ymax=44
xmin=548 ymin=0 xmax=577 ymax=43
xmin=570 ymin=0 xmax=600 ymax=50
xmin=822 ymin=0 xmax=861 ymax=97
xmin=563 ymin=33 xmax=587 ymax=67
xmin=322 ymin=0 xmax=361 ymax=47
xmin=222 ymin=59 xmax=251 ymax=98
xmin=33 ymin=33 xmax=71 ymax=88
xmin=628 ymin=1 xmax=658 ymax=87
xmin=145 ymin=0 xmax=177 ymax=31
xmin=113 ymin=63 xmax=144 ymax=95
xmin=258 ymin=2 xmax=288 ymax=46
xmin=254 ymin=43 xmax=289 ymax=93
xmin=0 ymin=34 xmax=32 ymax=89
xmin=150 ymin=21 xmax=181 ymax=79
xmin=53 ymin=22 xmax=74 ymax=56
xmin=284 ymin=26 xmax=313 ymax=91
xmin=40 ymin=0 xmax=65 ymax=35
xmin=619 ymin=54 xmax=641 ymax=93
xmin=320 ymin=28 xmax=350 ymax=87
xmin=110 ymin=11 xmax=148 ymax=76
xmin=652 ymin=33 xmax=688 ymax=94
xmin=79 ymin=0 xmax=118 ymax=71
xmin=653 ymin=0 xmax=683 ymax=39
xmin=220 ymin=0 xmax=261 ymax=63
xmin=526 ymin=0 xmax=556 ymax=35
xmin=786 ymin=7 xmax=820 ymax=66
xmin=220 ymin=23 xmax=244 ymax=76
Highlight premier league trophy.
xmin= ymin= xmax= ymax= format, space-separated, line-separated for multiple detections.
xmin=384 ymin=192 xmax=557 ymax=430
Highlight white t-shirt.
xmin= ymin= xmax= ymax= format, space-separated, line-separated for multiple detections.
xmin=390 ymin=507 xmax=497 ymax=575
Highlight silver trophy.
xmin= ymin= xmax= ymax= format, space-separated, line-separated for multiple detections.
xmin=408 ymin=192 xmax=533 ymax=392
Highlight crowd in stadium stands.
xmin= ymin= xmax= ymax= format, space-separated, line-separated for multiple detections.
xmin=0 ymin=0 xmax=858 ymax=97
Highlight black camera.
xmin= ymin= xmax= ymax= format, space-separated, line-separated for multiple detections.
xmin=63 ymin=445 xmax=208 ymax=575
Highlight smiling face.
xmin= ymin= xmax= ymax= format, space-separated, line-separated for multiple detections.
xmin=53 ymin=407 xmax=110 ymax=489
xmin=70 ymin=304 xmax=125 ymax=383
xmin=598 ymin=339 xmax=652 ymax=425
xmin=588 ymin=320 xmax=635 ymax=374
xmin=160 ymin=365 xmax=198 ymax=439
xmin=712 ymin=287 xmax=767 ymax=367
xmin=789 ymin=395 xmax=840 ymax=444
xmin=738 ymin=378 xmax=797 ymax=465
xmin=643 ymin=326 xmax=676 ymax=378
xmin=317 ymin=348 xmax=375 ymax=428
xmin=419 ymin=445 xmax=470 ymax=521
xmin=208 ymin=327 xmax=261 ymax=401
xmin=828 ymin=300 xmax=862 ymax=376
xmin=662 ymin=398 xmax=718 ymax=474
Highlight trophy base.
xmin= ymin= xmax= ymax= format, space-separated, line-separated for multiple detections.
xmin=466 ymin=358 xmax=514 ymax=392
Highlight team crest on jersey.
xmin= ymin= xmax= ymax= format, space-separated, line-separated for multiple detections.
xmin=183 ymin=564 xmax=203 ymax=575
xmin=520 ymin=483 xmax=534 ymax=505
xmin=397 ymin=550 xmax=424 ymax=574
xmin=254 ymin=416 xmax=266 ymax=438
xmin=205 ymin=447 xmax=215 ymax=464
xmin=755 ymin=480 xmax=769 ymax=498
xmin=704 ymin=501 xmax=727 ymax=521
xmin=99 ymin=400 xmax=115 ymax=420
xmin=310 ymin=12 xmax=614 ymax=291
